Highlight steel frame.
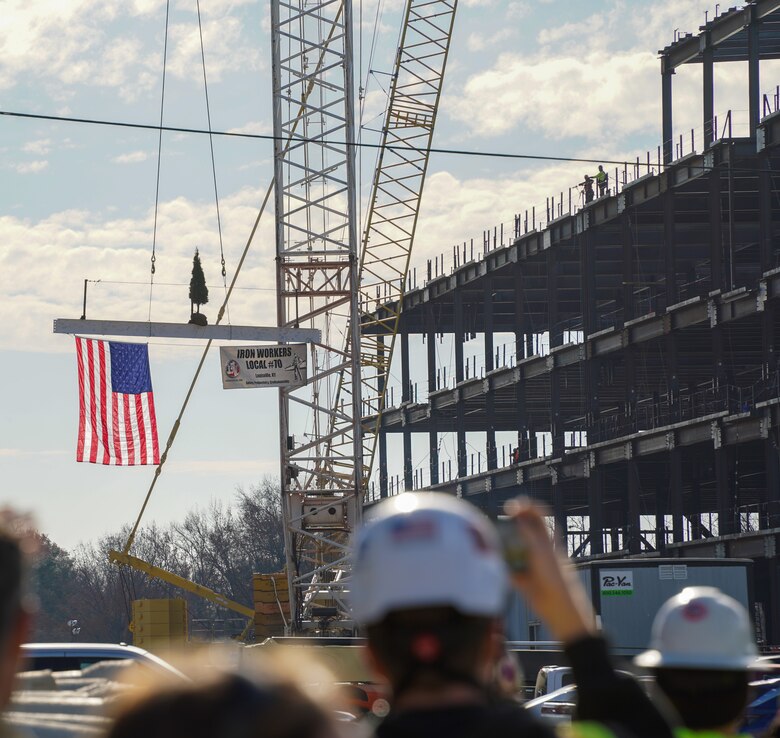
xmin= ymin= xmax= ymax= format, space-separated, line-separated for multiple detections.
xmin=270 ymin=0 xmax=362 ymax=631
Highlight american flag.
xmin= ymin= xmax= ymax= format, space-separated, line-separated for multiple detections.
xmin=75 ymin=337 xmax=160 ymax=465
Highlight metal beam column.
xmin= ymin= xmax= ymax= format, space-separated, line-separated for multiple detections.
xmin=427 ymin=313 xmax=439 ymax=486
xmin=401 ymin=331 xmax=413 ymax=489
xmin=627 ymin=461 xmax=642 ymax=553
xmin=662 ymin=59 xmax=674 ymax=164
xmin=454 ymin=289 xmax=466 ymax=477
xmin=670 ymin=448 xmax=684 ymax=543
xmin=749 ymin=5 xmax=761 ymax=137
xmin=703 ymin=37 xmax=715 ymax=148
xmin=588 ymin=468 xmax=604 ymax=555
xmin=547 ymin=249 xmax=563 ymax=457
xmin=484 ymin=279 xmax=497 ymax=469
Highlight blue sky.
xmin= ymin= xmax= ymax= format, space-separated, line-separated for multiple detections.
xmin=0 ymin=0 xmax=767 ymax=549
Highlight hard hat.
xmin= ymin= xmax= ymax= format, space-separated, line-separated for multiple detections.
xmin=350 ymin=492 xmax=509 ymax=625
xmin=635 ymin=586 xmax=758 ymax=670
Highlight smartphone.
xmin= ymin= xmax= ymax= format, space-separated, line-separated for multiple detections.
xmin=496 ymin=517 xmax=528 ymax=573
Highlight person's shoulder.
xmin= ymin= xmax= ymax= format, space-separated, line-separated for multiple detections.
xmin=375 ymin=702 xmax=555 ymax=738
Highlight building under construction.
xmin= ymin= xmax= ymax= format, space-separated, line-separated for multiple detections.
xmin=366 ymin=1 xmax=780 ymax=644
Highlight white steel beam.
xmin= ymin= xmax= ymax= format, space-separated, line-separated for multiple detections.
xmin=53 ymin=319 xmax=320 ymax=343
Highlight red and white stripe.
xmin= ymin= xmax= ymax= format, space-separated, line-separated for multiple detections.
xmin=75 ymin=337 xmax=160 ymax=465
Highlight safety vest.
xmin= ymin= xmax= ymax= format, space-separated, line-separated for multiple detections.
xmin=675 ymin=730 xmax=748 ymax=738
xmin=559 ymin=723 xmax=747 ymax=738
xmin=558 ymin=722 xmax=618 ymax=738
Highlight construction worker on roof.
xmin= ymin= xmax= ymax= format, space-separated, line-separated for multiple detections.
xmin=635 ymin=587 xmax=760 ymax=738
xmin=581 ymin=175 xmax=595 ymax=204
xmin=351 ymin=492 xmax=677 ymax=738
xmin=595 ymin=165 xmax=609 ymax=197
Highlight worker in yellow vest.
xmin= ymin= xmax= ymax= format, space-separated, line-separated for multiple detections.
xmin=634 ymin=587 xmax=759 ymax=738
xmin=594 ymin=166 xmax=608 ymax=197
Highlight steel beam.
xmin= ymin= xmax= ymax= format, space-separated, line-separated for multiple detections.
xmin=662 ymin=66 xmax=674 ymax=164
xmin=703 ymin=38 xmax=715 ymax=148
xmin=53 ymin=319 xmax=320 ymax=343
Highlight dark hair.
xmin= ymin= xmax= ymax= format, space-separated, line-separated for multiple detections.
xmin=654 ymin=668 xmax=750 ymax=730
xmin=366 ymin=606 xmax=493 ymax=695
xmin=0 ymin=526 xmax=25 ymax=648
xmin=108 ymin=674 xmax=333 ymax=738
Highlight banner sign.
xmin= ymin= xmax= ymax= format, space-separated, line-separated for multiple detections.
xmin=219 ymin=344 xmax=307 ymax=389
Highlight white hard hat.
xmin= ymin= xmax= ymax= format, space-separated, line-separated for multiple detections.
xmin=635 ymin=586 xmax=758 ymax=670
xmin=350 ymin=492 xmax=509 ymax=625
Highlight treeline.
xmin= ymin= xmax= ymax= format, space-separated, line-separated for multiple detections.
xmin=29 ymin=479 xmax=285 ymax=643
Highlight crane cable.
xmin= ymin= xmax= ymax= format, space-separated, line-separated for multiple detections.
xmin=196 ymin=0 xmax=230 ymax=318
xmin=122 ymin=5 xmax=346 ymax=556
xmin=149 ymin=0 xmax=171 ymax=321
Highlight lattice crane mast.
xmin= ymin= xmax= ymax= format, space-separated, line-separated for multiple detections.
xmin=271 ymin=0 xmax=362 ymax=632
xmin=272 ymin=0 xmax=458 ymax=632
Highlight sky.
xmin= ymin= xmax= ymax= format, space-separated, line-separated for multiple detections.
xmin=1 ymin=0 xmax=770 ymax=551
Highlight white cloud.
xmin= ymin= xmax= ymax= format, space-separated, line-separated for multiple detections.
xmin=0 ymin=448 xmax=68 ymax=458
xmin=113 ymin=150 xmax=149 ymax=164
xmin=227 ymin=120 xmax=272 ymax=136
xmin=15 ymin=160 xmax=48 ymax=173
xmin=0 ymin=187 xmax=277 ymax=354
xmin=506 ymin=2 xmax=531 ymax=20
xmin=447 ymin=48 xmax=660 ymax=141
xmin=0 ymin=1 xmax=265 ymax=97
xmin=167 ymin=458 xmax=278 ymax=475
xmin=467 ymin=28 xmax=513 ymax=52
xmin=22 ymin=139 xmax=52 ymax=155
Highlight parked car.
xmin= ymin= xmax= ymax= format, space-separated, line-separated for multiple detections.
xmin=20 ymin=643 xmax=185 ymax=678
xmin=524 ymin=684 xmax=577 ymax=724
xmin=742 ymin=677 xmax=780 ymax=735
xmin=526 ymin=675 xmax=655 ymax=724
xmin=533 ymin=666 xmax=576 ymax=699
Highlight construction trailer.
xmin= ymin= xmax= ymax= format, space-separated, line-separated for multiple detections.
xmin=506 ymin=559 xmax=753 ymax=655
xmin=366 ymin=1 xmax=780 ymax=644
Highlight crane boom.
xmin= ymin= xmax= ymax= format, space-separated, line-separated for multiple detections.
xmin=108 ymin=549 xmax=254 ymax=619
xmin=329 ymin=0 xmax=459 ymax=496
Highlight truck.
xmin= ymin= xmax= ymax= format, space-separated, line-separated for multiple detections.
xmin=506 ymin=558 xmax=752 ymax=657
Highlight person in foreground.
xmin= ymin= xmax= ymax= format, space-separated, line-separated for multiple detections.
xmin=350 ymin=492 xmax=676 ymax=738
xmin=106 ymin=669 xmax=341 ymax=738
xmin=0 ymin=512 xmax=33 ymax=712
xmin=635 ymin=586 xmax=759 ymax=737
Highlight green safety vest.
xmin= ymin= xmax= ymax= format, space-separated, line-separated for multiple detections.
xmin=675 ymin=730 xmax=750 ymax=738
xmin=558 ymin=724 xmax=750 ymax=738
xmin=558 ymin=722 xmax=618 ymax=738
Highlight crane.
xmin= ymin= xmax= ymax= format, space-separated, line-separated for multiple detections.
xmin=277 ymin=0 xmax=459 ymax=630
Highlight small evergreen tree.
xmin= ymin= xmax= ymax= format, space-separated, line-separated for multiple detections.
xmin=189 ymin=249 xmax=209 ymax=324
